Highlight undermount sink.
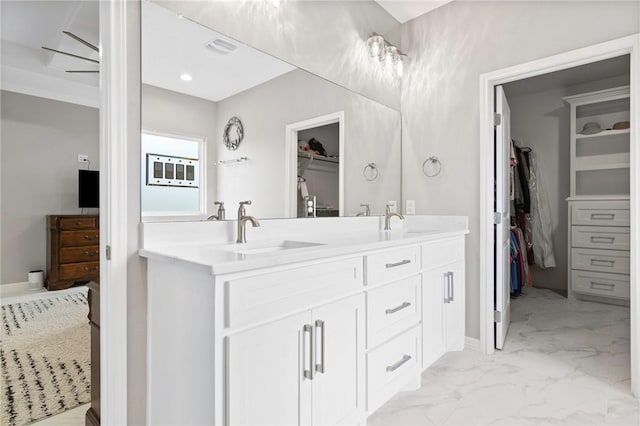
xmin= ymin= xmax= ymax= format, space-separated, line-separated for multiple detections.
xmin=223 ymin=240 xmax=325 ymax=255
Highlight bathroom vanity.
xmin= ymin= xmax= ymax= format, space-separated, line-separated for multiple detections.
xmin=140 ymin=216 xmax=468 ymax=425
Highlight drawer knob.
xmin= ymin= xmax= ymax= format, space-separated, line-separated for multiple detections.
xmin=386 ymin=354 xmax=412 ymax=372
xmin=385 ymin=301 xmax=411 ymax=315
xmin=590 ymin=236 xmax=615 ymax=244
xmin=385 ymin=259 xmax=411 ymax=269
xmin=590 ymin=213 xmax=615 ymax=220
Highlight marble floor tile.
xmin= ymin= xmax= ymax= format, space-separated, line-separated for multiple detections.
xmin=368 ymin=288 xmax=635 ymax=426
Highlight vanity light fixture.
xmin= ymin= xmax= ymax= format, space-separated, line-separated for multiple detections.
xmin=180 ymin=73 xmax=193 ymax=81
xmin=366 ymin=33 xmax=407 ymax=78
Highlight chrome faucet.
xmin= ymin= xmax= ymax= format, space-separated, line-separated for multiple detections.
xmin=236 ymin=200 xmax=260 ymax=243
xmin=207 ymin=201 xmax=225 ymax=220
xmin=384 ymin=204 xmax=404 ymax=230
xmin=356 ymin=203 xmax=371 ymax=217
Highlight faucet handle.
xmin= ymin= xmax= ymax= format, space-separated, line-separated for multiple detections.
xmin=214 ymin=201 xmax=224 ymax=206
xmin=239 ymin=200 xmax=252 ymax=206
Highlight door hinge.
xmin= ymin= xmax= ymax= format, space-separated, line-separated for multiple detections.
xmin=106 ymin=245 xmax=111 ymax=260
xmin=493 ymin=113 xmax=501 ymax=126
xmin=494 ymin=310 xmax=502 ymax=323
xmin=493 ymin=212 xmax=502 ymax=224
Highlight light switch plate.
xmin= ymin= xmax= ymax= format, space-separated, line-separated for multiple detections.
xmin=406 ymin=200 xmax=416 ymax=215
xmin=387 ymin=200 xmax=397 ymax=213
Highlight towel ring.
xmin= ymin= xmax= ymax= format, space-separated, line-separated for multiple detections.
xmin=363 ymin=163 xmax=378 ymax=181
xmin=422 ymin=156 xmax=442 ymax=177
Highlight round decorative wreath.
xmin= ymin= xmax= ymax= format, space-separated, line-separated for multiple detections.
xmin=223 ymin=116 xmax=244 ymax=151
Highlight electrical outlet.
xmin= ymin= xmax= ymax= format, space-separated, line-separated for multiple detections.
xmin=78 ymin=154 xmax=89 ymax=163
xmin=406 ymin=200 xmax=416 ymax=215
xmin=387 ymin=200 xmax=397 ymax=213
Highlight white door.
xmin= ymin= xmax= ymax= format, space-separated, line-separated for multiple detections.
xmin=311 ymin=295 xmax=364 ymax=425
xmin=421 ymin=267 xmax=445 ymax=369
xmin=226 ymin=311 xmax=312 ymax=426
xmin=444 ymin=261 xmax=466 ymax=352
xmin=495 ymin=85 xmax=512 ymax=350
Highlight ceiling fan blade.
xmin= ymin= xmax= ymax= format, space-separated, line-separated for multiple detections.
xmin=66 ymin=70 xmax=99 ymax=73
xmin=63 ymin=31 xmax=99 ymax=53
xmin=41 ymin=46 xmax=99 ymax=64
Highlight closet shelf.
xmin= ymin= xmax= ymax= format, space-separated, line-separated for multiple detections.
xmin=298 ymin=152 xmax=339 ymax=164
xmin=575 ymin=128 xmax=630 ymax=140
xmin=575 ymin=152 xmax=630 ymax=171
xmin=298 ymin=151 xmax=339 ymax=174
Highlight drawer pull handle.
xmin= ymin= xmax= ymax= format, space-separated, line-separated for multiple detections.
xmin=76 ymin=221 xmax=83 ymax=225
xmin=590 ymin=259 xmax=615 ymax=267
xmin=590 ymin=281 xmax=615 ymax=291
xmin=83 ymin=267 xmax=98 ymax=272
xmin=315 ymin=320 xmax=325 ymax=374
xmin=590 ymin=213 xmax=615 ymax=220
xmin=84 ymin=251 xmax=98 ymax=256
xmin=386 ymin=354 xmax=412 ymax=372
xmin=590 ymin=236 xmax=615 ymax=244
xmin=83 ymin=235 xmax=97 ymax=240
xmin=386 ymin=259 xmax=411 ymax=269
xmin=386 ymin=302 xmax=411 ymax=315
xmin=303 ymin=324 xmax=315 ymax=380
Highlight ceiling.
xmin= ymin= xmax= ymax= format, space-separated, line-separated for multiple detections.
xmin=504 ymin=55 xmax=630 ymax=98
xmin=1 ymin=1 xmax=100 ymax=107
xmin=376 ymin=0 xmax=453 ymax=23
xmin=141 ymin=2 xmax=296 ymax=103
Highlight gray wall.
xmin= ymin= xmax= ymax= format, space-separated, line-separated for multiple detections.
xmin=154 ymin=0 xmax=402 ymax=110
xmin=506 ymin=74 xmax=630 ymax=293
xmin=0 ymin=90 xmax=99 ymax=285
xmin=400 ymin=0 xmax=640 ymax=339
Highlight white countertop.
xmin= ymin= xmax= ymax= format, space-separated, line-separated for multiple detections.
xmin=139 ymin=217 xmax=468 ymax=275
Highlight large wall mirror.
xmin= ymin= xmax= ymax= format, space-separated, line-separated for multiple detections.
xmin=141 ymin=1 xmax=401 ymax=221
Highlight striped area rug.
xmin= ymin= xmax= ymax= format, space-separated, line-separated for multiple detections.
xmin=1 ymin=290 xmax=91 ymax=426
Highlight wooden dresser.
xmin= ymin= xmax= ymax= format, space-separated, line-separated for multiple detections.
xmin=47 ymin=214 xmax=100 ymax=291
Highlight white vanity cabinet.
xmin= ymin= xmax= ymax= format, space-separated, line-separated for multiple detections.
xmin=227 ymin=294 xmax=365 ymax=426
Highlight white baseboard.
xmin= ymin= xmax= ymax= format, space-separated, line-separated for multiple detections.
xmin=0 ymin=281 xmax=44 ymax=297
xmin=464 ymin=336 xmax=481 ymax=352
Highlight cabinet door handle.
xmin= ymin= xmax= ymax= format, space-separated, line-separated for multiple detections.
xmin=590 ymin=281 xmax=616 ymax=291
xmin=385 ymin=259 xmax=411 ymax=269
xmin=386 ymin=354 xmax=412 ymax=372
xmin=443 ymin=272 xmax=450 ymax=303
xmin=590 ymin=236 xmax=615 ymax=244
xmin=315 ymin=320 xmax=325 ymax=374
xmin=590 ymin=213 xmax=615 ymax=220
xmin=385 ymin=301 xmax=411 ymax=315
xmin=449 ymin=272 xmax=455 ymax=302
xmin=590 ymin=259 xmax=615 ymax=267
xmin=303 ymin=324 xmax=315 ymax=380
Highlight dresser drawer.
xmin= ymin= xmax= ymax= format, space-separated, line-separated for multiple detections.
xmin=367 ymin=275 xmax=420 ymax=349
xmin=60 ymin=262 xmax=100 ymax=280
xmin=60 ymin=230 xmax=100 ymax=247
xmin=59 ymin=216 xmax=98 ymax=230
xmin=60 ymin=246 xmax=100 ymax=263
xmin=422 ymin=237 xmax=465 ymax=271
xmin=571 ymin=226 xmax=629 ymax=250
xmin=365 ymin=246 xmax=420 ymax=286
xmin=571 ymin=270 xmax=629 ymax=300
xmin=571 ymin=201 xmax=630 ymax=227
xmin=225 ymin=257 xmax=363 ymax=329
xmin=571 ymin=248 xmax=629 ymax=275
xmin=367 ymin=325 xmax=420 ymax=413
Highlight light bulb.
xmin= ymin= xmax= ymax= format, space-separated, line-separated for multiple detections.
xmin=385 ymin=45 xmax=398 ymax=69
xmin=396 ymin=54 xmax=405 ymax=78
xmin=367 ymin=34 xmax=386 ymax=62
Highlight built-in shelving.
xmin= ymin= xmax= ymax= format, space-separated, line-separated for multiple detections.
xmin=297 ymin=151 xmax=339 ymax=174
xmin=575 ymin=128 xmax=630 ymax=139
xmin=575 ymin=152 xmax=630 ymax=171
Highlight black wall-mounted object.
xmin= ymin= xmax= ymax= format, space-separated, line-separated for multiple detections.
xmin=79 ymin=170 xmax=99 ymax=208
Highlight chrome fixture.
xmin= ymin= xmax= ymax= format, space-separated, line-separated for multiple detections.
xmin=207 ymin=201 xmax=225 ymax=220
xmin=366 ymin=33 xmax=407 ymax=78
xmin=236 ymin=201 xmax=260 ymax=243
xmin=357 ymin=204 xmax=371 ymax=217
xmin=384 ymin=204 xmax=404 ymax=230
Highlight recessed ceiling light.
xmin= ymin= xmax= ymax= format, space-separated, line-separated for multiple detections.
xmin=180 ymin=73 xmax=193 ymax=81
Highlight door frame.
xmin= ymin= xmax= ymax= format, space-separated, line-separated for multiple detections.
xmin=479 ymin=34 xmax=640 ymax=396
xmin=284 ymin=111 xmax=345 ymax=217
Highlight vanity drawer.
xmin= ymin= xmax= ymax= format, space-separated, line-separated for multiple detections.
xmin=365 ymin=246 xmax=420 ymax=286
xmin=60 ymin=230 xmax=100 ymax=247
xmin=367 ymin=275 xmax=420 ymax=349
xmin=421 ymin=237 xmax=465 ymax=271
xmin=367 ymin=325 xmax=420 ymax=413
xmin=571 ymin=248 xmax=629 ymax=275
xmin=571 ymin=201 xmax=629 ymax=227
xmin=571 ymin=226 xmax=629 ymax=251
xmin=60 ymin=245 xmax=100 ymax=264
xmin=571 ymin=270 xmax=629 ymax=300
xmin=225 ymin=257 xmax=363 ymax=329
xmin=60 ymin=262 xmax=100 ymax=280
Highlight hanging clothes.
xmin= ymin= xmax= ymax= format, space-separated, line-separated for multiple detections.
xmin=528 ymin=151 xmax=557 ymax=268
xmin=510 ymin=227 xmax=532 ymax=294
